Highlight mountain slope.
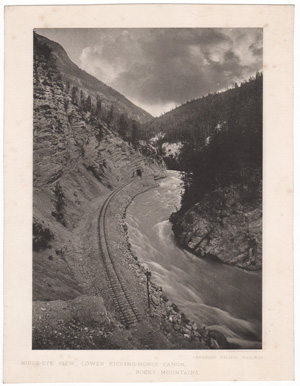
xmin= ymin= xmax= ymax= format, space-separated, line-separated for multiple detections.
xmin=34 ymin=32 xmax=152 ymax=124
xmin=142 ymin=75 xmax=262 ymax=168
xmin=33 ymin=32 xmax=166 ymax=303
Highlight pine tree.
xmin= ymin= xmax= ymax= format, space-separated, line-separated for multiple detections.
xmin=80 ymin=89 xmax=85 ymax=109
xmin=107 ymin=104 xmax=114 ymax=124
xmin=118 ymin=114 xmax=128 ymax=138
xmin=71 ymin=85 xmax=78 ymax=105
xmin=131 ymin=121 xmax=139 ymax=148
xmin=96 ymin=95 xmax=102 ymax=117
xmin=85 ymin=95 xmax=92 ymax=112
xmin=65 ymin=81 xmax=70 ymax=93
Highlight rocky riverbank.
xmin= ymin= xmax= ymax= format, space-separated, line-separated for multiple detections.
xmin=171 ymin=182 xmax=262 ymax=271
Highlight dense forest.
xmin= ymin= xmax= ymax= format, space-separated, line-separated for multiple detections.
xmin=142 ymin=73 xmax=263 ymax=212
xmin=142 ymin=73 xmax=262 ymax=146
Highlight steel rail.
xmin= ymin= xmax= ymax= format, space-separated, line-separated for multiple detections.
xmin=98 ymin=181 xmax=141 ymax=328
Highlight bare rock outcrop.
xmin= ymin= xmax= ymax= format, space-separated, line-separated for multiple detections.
xmin=171 ymin=182 xmax=262 ymax=270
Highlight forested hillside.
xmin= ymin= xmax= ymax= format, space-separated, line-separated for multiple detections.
xmin=145 ymin=74 xmax=263 ymax=270
xmin=179 ymin=74 xmax=262 ymax=210
xmin=143 ymin=74 xmax=262 ymax=207
xmin=142 ymin=74 xmax=262 ymax=171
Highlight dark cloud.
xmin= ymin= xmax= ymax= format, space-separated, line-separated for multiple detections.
xmin=37 ymin=28 xmax=263 ymax=116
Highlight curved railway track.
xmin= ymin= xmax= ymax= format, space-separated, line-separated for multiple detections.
xmin=98 ymin=181 xmax=141 ymax=328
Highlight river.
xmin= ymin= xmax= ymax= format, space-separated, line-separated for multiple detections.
xmin=126 ymin=171 xmax=262 ymax=349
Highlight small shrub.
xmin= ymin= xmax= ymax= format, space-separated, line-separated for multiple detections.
xmin=33 ymin=220 xmax=54 ymax=252
xmin=86 ymin=165 xmax=101 ymax=181
xmin=172 ymin=303 xmax=179 ymax=313
xmin=95 ymin=124 xmax=105 ymax=143
xmin=51 ymin=182 xmax=66 ymax=226
xmin=181 ymin=312 xmax=190 ymax=324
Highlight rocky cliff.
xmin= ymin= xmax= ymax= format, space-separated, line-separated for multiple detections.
xmin=171 ymin=176 xmax=262 ymax=270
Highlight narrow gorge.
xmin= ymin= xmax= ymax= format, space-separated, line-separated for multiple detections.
xmin=33 ymin=30 xmax=262 ymax=350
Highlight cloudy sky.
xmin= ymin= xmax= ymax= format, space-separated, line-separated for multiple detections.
xmin=36 ymin=28 xmax=262 ymax=117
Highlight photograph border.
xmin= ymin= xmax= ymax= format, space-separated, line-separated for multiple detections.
xmin=4 ymin=4 xmax=294 ymax=382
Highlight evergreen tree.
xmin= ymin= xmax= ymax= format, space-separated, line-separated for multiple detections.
xmin=71 ymin=85 xmax=78 ymax=105
xmin=131 ymin=121 xmax=139 ymax=148
xmin=51 ymin=182 xmax=66 ymax=226
xmin=107 ymin=104 xmax=114 ymax=124
xmin=80 ymin=89 xmax=85 ymax=109
xmin=96 ymin=95 xmax=102 ymax=117
xmin=118 ymin=114 xmax=128 ymax=138
xmin=85 ymin=95 xmax=92 ymax=112
xmin=65 ymin=81 xmax=70 ymax=93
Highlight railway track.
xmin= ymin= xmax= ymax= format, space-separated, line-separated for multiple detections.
xmin=98 ymin=181 xmax=142 ymax=328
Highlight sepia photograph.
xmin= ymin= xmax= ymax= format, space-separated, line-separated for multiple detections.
xmin=32 ymin=27 xmax=263 ymax=350
xmin=4 ymin=4 xmax=295 ymax=382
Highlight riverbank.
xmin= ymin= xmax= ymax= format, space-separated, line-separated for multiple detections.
xmin=104 ymin=177 xmax=229 ymax=349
